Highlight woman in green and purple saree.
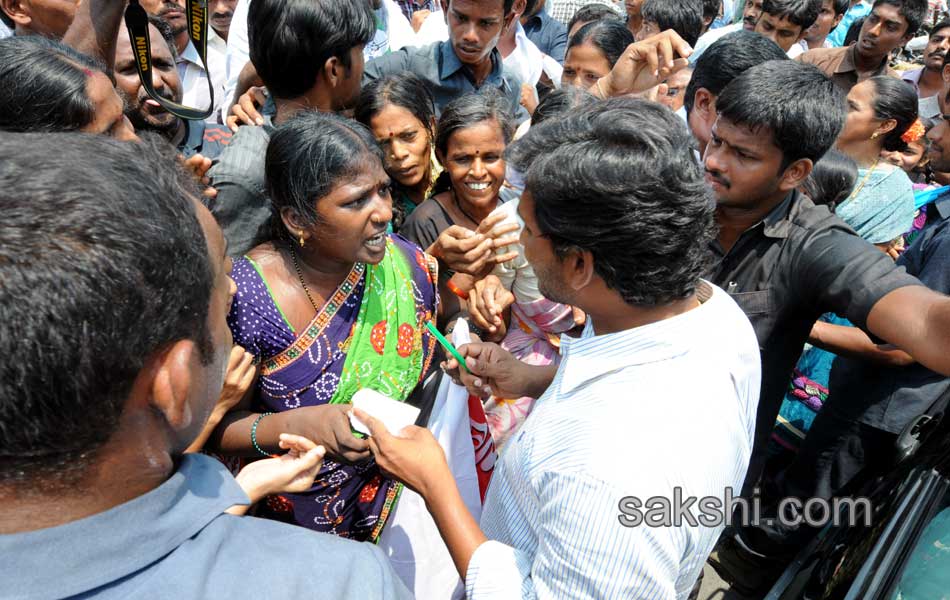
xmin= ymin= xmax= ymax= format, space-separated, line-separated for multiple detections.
xmin=211 ymin=112 xmax=439 ymax=541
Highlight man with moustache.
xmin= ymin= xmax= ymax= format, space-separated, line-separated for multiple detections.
xmin=364 ymin=0 xmax=526 ymax=118
xmin=798 ymin=0 xmax=927 ymax=93
xmin=139 ymin=0 xmax=226 ymax=121
xmin=209 ymin=0 xmax=236 ymax=41
xmin=902 ymin=19 xmax=950 ymax=108
xmin=688 ymin=0 xmax=765 ymax=63
xmin=115 ymin=17 xmax=231 ymax=158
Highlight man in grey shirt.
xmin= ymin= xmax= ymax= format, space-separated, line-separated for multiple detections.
xmin=0 ymin=132 xmax=410 ymax=600
xmin=364 ymin=0 xmax=526 ymax=119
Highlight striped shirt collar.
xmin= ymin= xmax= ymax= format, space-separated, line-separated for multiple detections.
xmin=558 ymin=281 xmax=714 ymax=395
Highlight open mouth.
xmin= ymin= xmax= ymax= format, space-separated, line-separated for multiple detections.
xmin=465 ymin=182 xmax=491 ymax=191
xmin=364 ymin=232 xmax=387 ymax=249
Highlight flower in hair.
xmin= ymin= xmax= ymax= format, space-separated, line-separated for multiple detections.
xmin=902 ymin=119 xmax=926 ymax=144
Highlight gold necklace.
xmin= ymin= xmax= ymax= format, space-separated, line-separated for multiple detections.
xmin=845 ymin=157 xmax=881 ymax=204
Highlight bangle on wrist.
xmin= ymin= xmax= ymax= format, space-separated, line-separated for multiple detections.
xmin=251 ymin=412 xmax=274 ymax=457
xmin=446 ymin=278 xmax=469 ymax=300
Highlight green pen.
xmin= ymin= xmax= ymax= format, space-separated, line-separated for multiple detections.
xmin=425 ymin=321 xmax=472 ymax=374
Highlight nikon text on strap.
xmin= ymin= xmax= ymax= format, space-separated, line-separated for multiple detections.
xmin=124 ymin=0 xmax=214 ymax=120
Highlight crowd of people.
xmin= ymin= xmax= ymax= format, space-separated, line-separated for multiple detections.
xmin=2 ymin=0 xmax=950 ymax=598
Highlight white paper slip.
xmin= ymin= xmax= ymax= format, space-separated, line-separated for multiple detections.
xmin=349 ymin=388 xmax=421 ymax=436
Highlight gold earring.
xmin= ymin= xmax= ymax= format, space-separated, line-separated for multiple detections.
xmin=871 ymin=131 xmax=880 ymax=140
xmin=298 ymin=233 xmax=305 ymax=247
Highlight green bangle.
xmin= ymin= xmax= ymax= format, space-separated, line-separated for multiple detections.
xmin=251 ymin=412 xmax=274 ymax=457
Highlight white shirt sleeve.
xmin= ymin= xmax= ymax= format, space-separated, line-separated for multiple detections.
xmin=465 ymin=473 xmax=682 ymax=599
xmin=221 ymin=0 xmax=252 ymax=122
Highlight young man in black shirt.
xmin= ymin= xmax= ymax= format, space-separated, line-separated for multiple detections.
xmin=703 ymin=59 xmax=950 ymax=496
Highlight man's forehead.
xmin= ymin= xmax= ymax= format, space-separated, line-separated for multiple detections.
xmin=714 ymin=116 xmax=773 ymax=151
xmin=450 ymin=0 xmax=505 ymax=17
xmin=870 ymin=4 xmax=905 ymax=24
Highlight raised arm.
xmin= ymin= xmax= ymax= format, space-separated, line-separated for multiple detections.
xmin=62 ymin=0 xmax=127 ymax=70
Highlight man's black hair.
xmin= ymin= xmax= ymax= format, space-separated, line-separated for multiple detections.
xmin=871 ymin=0 xmax=928 ymax=38
xmin=0 ymin=132 xmax=213 ymax=484
xmin=716 ymin=60 xmax=846 ymax=168
xmin=568 ymin=3 xmax=623 ymax=32
xmin=249 ymin=0 xmax=375 ymax=99
xmin=703 ymin=0 xmax=723 ymax=21
xmin=831 ymin=0 xmax=849 ymax=16
xmin=761 ymin=0 xmax=822 ymax=32
xmin=507 ymin=98 xmax=715 ymax=307
xmin=0 ymin=36 xmax=110 ymax=133
xmin=641 ymin=0 xmax=704 ymax=46
xmin=684 ymin=30 xmax=787 ymax=113
xmin=448 ymin=0 xmax=517 ymax=13
xmin=531 ymin=86 xmax=597 ymax=126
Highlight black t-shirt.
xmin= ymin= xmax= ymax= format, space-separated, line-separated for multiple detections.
xmin=706 ymin=191 xmax=922 ymax=487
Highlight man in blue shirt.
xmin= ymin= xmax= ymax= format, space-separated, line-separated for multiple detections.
xmin=364 ymin=0 xmax=526 ymax=118
xmin=0 ymin=132 xmax=410 ymax=599
xmin=521 ymin=0 xmax=569 ymax=61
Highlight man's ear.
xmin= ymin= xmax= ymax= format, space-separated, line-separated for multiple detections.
xmin=323 ymin=55 xmax=346 ymax=90
xmin=694 ymin=87 xmax=714 ymax=118
xmin=149 ymin=339 xmax=198 ymax=432
xmin=1 ymin=0 xmax=31 ymax=27
xmin=560 ymin=247 xmax=595 ymax=292
xmin=777 ymin=157 xmax=813 ymax=192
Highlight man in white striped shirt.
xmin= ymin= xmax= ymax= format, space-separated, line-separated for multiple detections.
xmin=357 ymin=95 xmax=760 ymax=599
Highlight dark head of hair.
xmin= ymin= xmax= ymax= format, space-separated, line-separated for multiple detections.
xmin=800 ymin=149 xmax=857 ymax=211
xmin=832 ymin=0 xmax=850 ymax=16
xmin=684 ymin=30 xmax=787 ymax=113
xmin=761 ymin=0 xmax=822 ymax=31
xmin=355 ymin=72 xmax=437 ymax=141
xmin=0 ymin=132 xmax=213 ymax=484
xmin=568 ymin=20 xmax=635 ymax=68
xmin=507 ymin=98 xmax=715 ymax=307
xmin=568 ymin=2 xmax=624 ymax=31
xmin=716 ymin=60 xmax=845 ymax=168
xmin=531 ymin=86 xmax=597 ymax=126
xmin=266 ymin=111 xmax=385 ymax=230
xmin=435 ymin=89 xmax=516 ymax=156
xmin=641 ymin=0 xmax=704 ymax=46
xmin=871 ymin=0 xmax=927 ymax=38
xmin=448 ymin=0 xmax=517 ymax=13
xmin=868 ymin=76 xmax=919 ymax=152
xmin=932 ymin=17 xmax=950 ymax=37
xmin=249 ymin=0 xmax=375 ymax=99
xmin=1 ymin=8 xmax=14 ymax=29
xmin=0 ymin=36 xmax=109 ymax=133
xmin=703 ymin=0 xmax=723 ymax=21
xmin=844 ymin=15 xmax=864 ymax=44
